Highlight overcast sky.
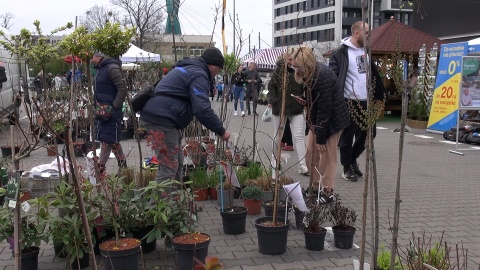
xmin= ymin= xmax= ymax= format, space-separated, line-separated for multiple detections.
xmin=3 ymin=0 xmax=272 ymax=58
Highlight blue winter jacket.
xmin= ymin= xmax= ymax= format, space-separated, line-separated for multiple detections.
xmin=140 ymin=57 xmax=226 ymax=136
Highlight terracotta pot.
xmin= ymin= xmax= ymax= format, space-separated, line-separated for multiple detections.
xmin=208 ymin=187 xmax=218 ymax=200
xmin=47 ymin=144 xmax=58 ymax=156
xmin=243 ymin=199 xmax=262 ymax=215
xmin=193 ymin=188 xmax=208 ymax=201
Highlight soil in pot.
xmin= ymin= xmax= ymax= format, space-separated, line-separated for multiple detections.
xmin=99 ymin=238 xmax=142 ymax=270
xmin=332 ymin=225 xmax=356 ymax=249
xmin=304 ymin=227 xmax=327 ymax=251
xmin=243 ymin=199 xmax=262 ymax=215
xmin=263 ymin=200 xmax=288 ymax=218
xmin=172 ymin=233 xmax=210 ymax=270
xmin=254 ymin=217 xmax=290 ymax=255
xmin=220 ymin=206 xmax=248 ymax=235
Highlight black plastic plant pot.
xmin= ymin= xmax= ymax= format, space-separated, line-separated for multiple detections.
xmin=99 ymin=238 xmax=142 ymax=270
xmin=332 ymin=225 xmax=356 ymax=249
xmin=304 ymin=228 xmax=327 ymax=251
xmin=263 ymin=200 xmax=288 ymax=218
xmin=172 ymin=233 xmax=210 ymax=270
xmin=254 ymin=216 xmax=290 ymax=255
xmin=71 ymin=254 xmax=90 ymax=269
xmin=220 ymin=206 xmax=248 ymax=235
xmin=131 ymin=225 xmax=156 ymax=253
xmin=294 ymin=207 xmax=305 ymax=230
xmin=53 ymin=242 xmax=67 ymax=258
xmin=21 ymin=246 xmax=40 ymax=270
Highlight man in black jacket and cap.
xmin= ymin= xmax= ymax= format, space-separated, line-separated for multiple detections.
xmin=141 ymin=47 xmax=231 ymax=184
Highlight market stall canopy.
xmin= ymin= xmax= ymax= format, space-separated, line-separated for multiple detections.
xmin=241 ymin=48 xmax=286 ymax=70
xmin=121 ymin=63 xmax=140 ymax=71
xmin=120 ymin=43 xmax=161 ymax=62
xmin=323 ymin=17 xmax=445 ymax=58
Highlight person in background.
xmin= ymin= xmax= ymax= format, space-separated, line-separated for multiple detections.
xmin=462 ymin=88 xmax=473 ymax=106
xmin=231 ymin=65 xmax=246 ymax=116
xmin=329 ymin=21 xmax=385 ymax=182
xmin=91 ymin=52 xmax=128 ymax=175
xmin=292 ymin=46 xmax=350 ymax=203
xmin=243 ymin=62 xmax=259 ymax=115
xmin=216 ymin=80 xmax=224 ymax=102
xmin=281 ymin=118 xmax=294 ymax=151
xmin=140 ymin=47 xmax=231 ymax=184
xmin=268 ymin=52 xmax=309 ymax=177
xmin=54 ymin=74 xmax=62 ymax=91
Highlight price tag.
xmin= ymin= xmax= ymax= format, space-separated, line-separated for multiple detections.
xmin=21 ymin=201 xmax=31 ymax=212
xmin=8 ymin=200 xmax=16 ymax=208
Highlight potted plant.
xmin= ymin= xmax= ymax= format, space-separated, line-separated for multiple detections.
xmin=190 ymin=167 xmax=209 ymax=201
xmin=218 ymin=161 xmax=248 ymax=235
xmin=96 ymin=174 xmax=142 ymax=270
xmin=246 ymin=175 xmax=273 ymax=202
xmin=0 ymin=196 xmax=50 ymax=270
xmin=330 ymin=202 xmax=357 ymax=249
xmin=302 ymin=201 xmax=330 ymax=251
xmin=407 ymin=85 xmax=430 ymax=129
xmin=0 ymin=187 xmax=5 ymax=205
xmin=207 ymin=168 xmax=219 ymax=200
xmin=241 ymin=185 xmax=263 ymax=215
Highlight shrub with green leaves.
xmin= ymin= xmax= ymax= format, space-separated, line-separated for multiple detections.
xmin=241 ymin=185 xmax=263 ymax=200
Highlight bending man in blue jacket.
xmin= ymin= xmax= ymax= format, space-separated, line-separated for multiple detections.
xmin=141 ymin=47 xmax=231 ymax=184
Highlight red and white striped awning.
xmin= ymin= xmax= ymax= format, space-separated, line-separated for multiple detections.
xmin=241 ymin=48 xmax=286 ymax=69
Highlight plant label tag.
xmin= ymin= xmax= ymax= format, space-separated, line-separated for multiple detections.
xmin=21 ymin=201 xmax=31 ymax=212
xmin=8 ymin=200 xmax=16 ymax=208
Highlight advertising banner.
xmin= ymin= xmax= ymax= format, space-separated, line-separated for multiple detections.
xmin=427 ymin=42 xmax=468 ymax=132
xmin=460 ymin=56 xmax=480 ymax=108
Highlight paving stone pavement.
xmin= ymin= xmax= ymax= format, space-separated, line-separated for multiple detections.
xmin=1 ymin=101 xmax=479 ymax=269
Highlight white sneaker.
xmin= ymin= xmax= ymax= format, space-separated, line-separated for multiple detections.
xmin=234 ymin=111 xmax=238 ymax=116
xmin=298 ymin=165 xmax=309 ymax=176
xmin=241 ymin=111 xmax=245 ymax=117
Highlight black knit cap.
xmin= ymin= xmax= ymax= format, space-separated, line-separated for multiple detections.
xmin=201 ymin=47 xmax=224 ymax=69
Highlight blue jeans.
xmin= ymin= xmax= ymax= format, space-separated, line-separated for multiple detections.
xmin=233 ymin=85 xmax=245 ymax=112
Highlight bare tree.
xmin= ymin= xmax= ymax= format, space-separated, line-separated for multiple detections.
xmin=79 ymin=5 xmax=121 ymax=32
xmin=0 ymin=12 xmax=14 ymax=30
xmin=110 ymin=0 xmax=166 ymax=49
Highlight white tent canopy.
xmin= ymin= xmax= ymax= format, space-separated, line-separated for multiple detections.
xmin=120 ymin=43 xmax=161 ymax=62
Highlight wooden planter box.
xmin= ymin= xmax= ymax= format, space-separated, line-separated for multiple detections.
xmin=407 ymin=119 xmax=428 ymax=129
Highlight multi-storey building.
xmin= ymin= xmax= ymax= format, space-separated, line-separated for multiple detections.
xmin=272 ymin=0 xmax=413 ymax=54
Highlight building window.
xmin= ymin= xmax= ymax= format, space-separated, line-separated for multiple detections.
xmin=172 ymin=46 xmax=186 ymax=57
xmin=396 ymin=13 xmax=401 ymax=22
xmin=352 ymin=12 xmax=358 ymax=18
xmin=374 ymin=1 xmax=380 ymax=16
xmin=311 ymin=0 xmax=314 ymax=8
xmin=317 ymin=14 xmax=320 ymax=23
xmin=275 ymin=22 xmax=281 ymax=31
xmin=297 ymin=3 xmax=301 ymax=11
xmin=285 ymin=21 xmax=289 ymax=29
xmin=310 ymin=31 xmax=315 ymax=40
xmin=311 ymin=15 xmax=314 ymax=24
xmin=343 ymin=11 xmax=348 ymax=17
xmin=325 ymin=28 xmax=334 ymax=41
xmin=342 ymin=28 xmax=348 ymax=37
xmin=325 ymin=0 xmax=334 ymax=5
xmin=303 ymin=17 xmax=307 ymax=26
xmin=404 ymin=13 xmax=410 ymax=25
xmin=317 ymin=0 xmax=321 ymax=7
xmin=326 ymin=11 xmax=334 ymax=23
xmin=290 ymin=4 xmax=293 ymax=13
xmin=316 ymin=30 xmax=321 ymax=41
xmin=285 ymin=6 xmax=288 ymax=14
xmin=290 ymin=20 xmax=293 ymax=28
xmin=190 ymin=46 xmax=203 ymax=57
xmin=303 ymin=1 xmax=307 ymax=10
xmin=373 ymin=18 xmax=380 ymax=28
xmin=276 ymin=8 xmax=280 ymax=17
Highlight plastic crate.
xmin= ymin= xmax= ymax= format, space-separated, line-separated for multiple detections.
xmin=29 ymin=171 xmax=61 ymax=198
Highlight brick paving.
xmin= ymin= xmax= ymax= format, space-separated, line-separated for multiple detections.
xmin=0 ymin=101 xmax=479 ymax=269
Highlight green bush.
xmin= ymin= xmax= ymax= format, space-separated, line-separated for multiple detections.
xmin=241 ymin=185 xmax=263 ymax=200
